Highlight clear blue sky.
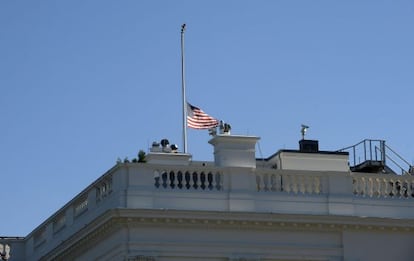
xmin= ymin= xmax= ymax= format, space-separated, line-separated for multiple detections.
xmin=1 ymin=1 xmax=413 ymax=236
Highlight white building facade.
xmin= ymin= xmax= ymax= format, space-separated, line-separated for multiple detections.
xmin=3 ymin=134 xmax=414 ymax=261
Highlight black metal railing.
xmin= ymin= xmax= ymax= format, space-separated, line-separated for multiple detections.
xmin=338 ymin=139 xmax=412 ymax=175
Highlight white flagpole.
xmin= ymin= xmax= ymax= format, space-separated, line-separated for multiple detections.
xmin=181 ymin=24 xmax=188 ymax=153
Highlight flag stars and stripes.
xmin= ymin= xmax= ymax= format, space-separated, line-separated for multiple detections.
xmin=187 ymin=103 xmax=219 ymax=130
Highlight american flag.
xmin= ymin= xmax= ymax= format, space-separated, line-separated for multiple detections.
xmin=187 ymin=103 xmax=219 ymax=130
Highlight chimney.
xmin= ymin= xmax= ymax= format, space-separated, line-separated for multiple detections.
xmin=208 ymin=134 xmax=260 ymax=168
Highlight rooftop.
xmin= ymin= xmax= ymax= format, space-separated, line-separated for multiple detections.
xmin=3 ymin=132 xmax=414 ymax=260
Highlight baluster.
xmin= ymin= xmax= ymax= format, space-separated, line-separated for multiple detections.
xmin=162 ymin=171 xmax=168 ymax=188
xmin=379 ymin=178 xmax=385 ymax=197
xmin=382 ymin=178 xmax=391 ymax=198
xmin=174 ymin=171 xmax=180 ymax=189
xmin=356 ymin=177 xmax=362 ymax=196
xmin=185 ymin=172 xmax=191 ymax=189
xmin=200 ymin=172 xmax=206 ymax=190
xmin=265 ymin=173 xmax=271 ymax=191
xmin=259 ymin=174 xmax=265 ymax=191
xmin=403 ymin=180 xmax=409 ymax=198
xmin=358 ymin=177 xmax=364 ymax=196
xmin=299 ymin=175 xmax=306 ymax=194
xmin=268 ymin=174 xmax=273 ymax=191
xmin=213 ymin=172 xmax=218 ymax=190
xmin=398 ymin=180 xmax=403 ymax=198
xmin=372 ymin=178 xmax=378 ymax=197
xmin=394 ymin=180 xmax=400 ymax=197
xmin=195 ymin=172 xmax=202 ymax=189
xmin=298 ymin=176 xmax=303 ymax=194
xmin=207 ymin=172 xmax=213 ymax=190
xmin=256 ymin=174 xmax=262 ymax=191
xmin=365 ymin=177 xmax=370 ymax=197
xmin=361 ymin=177 xmax=366 ymax=196
xmin=198 ymin=172 xmax=206 ymax=190
xmin=367 ymin=177 xmax=373 ymax=197
xmin=167 ymin=171 xmax=172 ymax=189
xmin=359 ymin=177 xmax=365 ymax=197
xmin=362 ymin=177 xmax=368 ymax=197
xmin=304 ymin=176 xmax=311 ymax=194
xmin=407 ymin=180 xmax=413 ymax=198
xmin=205 ymin=172 xmax=211 ymax=190
xmin=213 ymin=172 xmax=217 ymax=190
xmin=198 ymin=172 xmax=202 ymax=190
xmin=177 ymin=171 xmax=183 ymax=189
xmin=401 ymin=180 xmax=405 ymax=198
xmin=283 ymin=175 xmax=290 ymax=193
xmin=291 ymin=175 xmax=298 ymax=194
xmin=390 ymin=179 xmax=397 ymax=197
xmin=310 ymin=176 xmax=316 ymax=194
xmin=191 ymin=172 xmax=196 ymax=189
xmin=393 ymin=179 xmax=399 ymax=197
xmin=383 ymin=178 xmax=390 ymax=198
xmin=198 ymin=172 xmax=203 ymax=190
xmin=169 ymin=171 xmax=175 ymax=189
xmin=216 ymin=172 xmax=223 ymax=190
xmin=352 ymin=178 xmax=358 ymax=195
xmin=277 ymin=174 xmax=282 ymax=191
xmin=314 ymin=177 xmax=321 ymax=194
xmin=375 ymin=178 xmax=381 ymax=197
xmin=270 ymin=174 xmax=279 ymax=191
xmin=367 ymin=178 xmax=371 ymax=196
xmin=398 ymin=180 xmax=403 ymax=197
xmin=154 ymin=170 xmax=160 ymax=188
xmin=261 ymin=173 xmax=267 ymax=191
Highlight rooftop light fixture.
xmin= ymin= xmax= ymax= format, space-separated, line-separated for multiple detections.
xmin=301 ymin=124 xmax=309 ymax=140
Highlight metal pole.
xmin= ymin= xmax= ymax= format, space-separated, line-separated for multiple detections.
xmin=353 ymin=146 xmax=356 ymax=165
xmin=364 ymin=140 xmax=367 ymax=161
xmin=369 ymin=140 xmax=372 ymax=161
xmin=181 ymin=24 xmax=188 ymax=153
xmin=380 ymin=140 xmax=386 ymax=164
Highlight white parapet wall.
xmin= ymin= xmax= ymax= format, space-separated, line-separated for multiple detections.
xmin=208 ymin=134 xmax=260 ymax=168
xmin=146 ymin=152 xmax=192 ymax=165
xmin=275 ymin=150 xmax=350 ymax=172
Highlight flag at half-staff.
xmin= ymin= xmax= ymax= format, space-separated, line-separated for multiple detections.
xmin=187 ymin=103 xmax=219 ymax=130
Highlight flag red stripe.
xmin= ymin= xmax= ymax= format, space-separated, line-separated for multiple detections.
xmin=187 ymin=103 xmax=219 ymax=130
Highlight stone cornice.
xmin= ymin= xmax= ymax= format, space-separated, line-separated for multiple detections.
xmin=116 ymin=208 xmax=414 ymax=229
xmin=121 ymin=211 xmax=414 ymax=234
xmin=40 ymin=208 xmax=414 ymax=260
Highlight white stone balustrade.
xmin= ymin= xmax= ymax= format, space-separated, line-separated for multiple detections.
xmin=352 ymin=173 xmax=414 ymax=198
xmin=153 ymin=169 xmax=223 ymax=191
xmin=255 ymin=170 xmax=323 ymax=195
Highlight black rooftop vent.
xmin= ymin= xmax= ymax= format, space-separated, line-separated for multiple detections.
xmin=299 ymin=139 xmax=319 ymax=153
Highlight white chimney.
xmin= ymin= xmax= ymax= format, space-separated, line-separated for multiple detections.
xmin=208 ymin=134 xmax=260 ymax=168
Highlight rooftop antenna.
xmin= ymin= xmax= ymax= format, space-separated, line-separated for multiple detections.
xmin=301 ymin=124 xmax=309 ymax=140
